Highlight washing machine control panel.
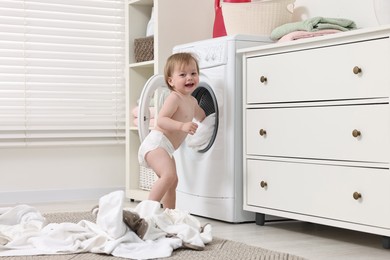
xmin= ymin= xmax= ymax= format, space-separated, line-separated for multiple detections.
xmin=174 ymin=42 xmax=228 ymax=69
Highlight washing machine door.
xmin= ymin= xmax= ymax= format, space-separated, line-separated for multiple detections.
xmin=137 ymin=74 xmax=169 ymax=142
xmin=188 ymin=83 xmax=219 ymax=153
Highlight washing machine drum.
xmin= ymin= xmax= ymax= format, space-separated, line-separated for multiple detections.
xmin=193 ymin=86 xmax=215 ymax=117
xmin=189 ymin=84 xmax=219 ymax=153
xmin=138 ymin=75 xmax=218 ymax=153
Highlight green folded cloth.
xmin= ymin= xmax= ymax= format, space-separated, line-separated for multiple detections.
xmin=271 ymin=16 xmax=357 ymax=41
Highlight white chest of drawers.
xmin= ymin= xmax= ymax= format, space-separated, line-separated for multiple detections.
xmin=241 ymin=26 xmax=390 ymax=247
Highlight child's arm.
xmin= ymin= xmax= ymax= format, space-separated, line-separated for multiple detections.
xmin=157 ymin=94 xmax=198 ymax=134
xmin=194 ymin=102 xmax=206 ymax=122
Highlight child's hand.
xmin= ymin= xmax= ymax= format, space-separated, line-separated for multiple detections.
xmin=182 ymin=122 xmax=198 ymax=135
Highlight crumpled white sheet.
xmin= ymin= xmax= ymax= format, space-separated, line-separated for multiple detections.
xmin=0 ymin=190 xmax=212 ymax=259
xmin=131 ymin=200 xmax=212 ymax=249
xmin=186 ymin=113 xmax=216 ymax=150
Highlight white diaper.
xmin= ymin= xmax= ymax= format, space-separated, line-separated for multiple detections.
xmin=138 ymin=130 xmax=175 ymax=168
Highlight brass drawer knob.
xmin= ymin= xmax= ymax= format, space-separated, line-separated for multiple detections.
xmin=260 ymin=76 xmax=267 ymax=83
xmin=353 ymin=192 xmax=362 ymax=200
xmin=259 ymin=129 xmax=267 ymax=136
xmin=353 ymin=66 xmax=362 ymax=74
xmin=352 ymin=129 xmax=361 ymax=138
xmin=260 ymin=181 xmax=267 ymax=188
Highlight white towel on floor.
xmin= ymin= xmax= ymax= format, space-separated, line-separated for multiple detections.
xmin=0 ymin=190 xmax=213 ymax=259
xmin=127 ymin=201 xmax=213 ymax=248
xmin=96 ymin=190 xmax=127 ymax=239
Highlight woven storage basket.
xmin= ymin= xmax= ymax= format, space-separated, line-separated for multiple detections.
xmin=134 ymin=36 xmax=154 ymax=62
xmin=221 ymin=0 xmax=295 ymax=36
xmin=139 ymin=165 xmax=158 ymax=191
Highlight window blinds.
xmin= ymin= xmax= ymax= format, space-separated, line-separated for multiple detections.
xmin=0 ymin=0 xmax=125 ymax=147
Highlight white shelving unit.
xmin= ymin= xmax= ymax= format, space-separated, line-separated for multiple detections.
xmin=125 ymin=0 xmax=214 ymax=201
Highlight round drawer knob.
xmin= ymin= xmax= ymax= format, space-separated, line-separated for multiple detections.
xmin=260 ymin=76 xmax=267 ymax=83
xmin=352 ymin=129 xmax=361 ymax=138
xmin=260 ymin=181 xmax=267 ymax=188
xmin=353 ymin=66 xmax=362 ymax=74
xmin=259 ymin=129 xmax=267 ymax=136
xmin=353 ymin=192 xmax=362 ymax=200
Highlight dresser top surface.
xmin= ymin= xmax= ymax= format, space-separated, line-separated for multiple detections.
xmin=238 ymin=24 xmax=390 ymax=55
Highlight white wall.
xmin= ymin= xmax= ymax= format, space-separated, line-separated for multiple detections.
xmin=0 ymin=146 xmax=125 ymax=205
xmin=293 ymin=0 xmax=379 ymax=28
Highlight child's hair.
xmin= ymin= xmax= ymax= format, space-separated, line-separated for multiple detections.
xmin=164 ymin=52 xmax=199 ymax=91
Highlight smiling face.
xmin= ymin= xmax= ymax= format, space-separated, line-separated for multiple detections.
xmin=164 ymin=52 xmax=200 ymax=94
xmin=167 ymin=59 xmax=199 ymax=96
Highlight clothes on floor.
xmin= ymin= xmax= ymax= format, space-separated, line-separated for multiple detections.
xmin=123 ymin=199 xmax=212 ymax=250
xmin=0 ymin=190 xmax=212 ymax=259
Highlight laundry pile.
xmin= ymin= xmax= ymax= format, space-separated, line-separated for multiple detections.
xmin=271 ymin=16 xmax=357 ymax=42
xmin=0 ymin=191 xmax=212 ymax=259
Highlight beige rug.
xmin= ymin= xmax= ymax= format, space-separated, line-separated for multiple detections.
xmin=3 ymin=211 xmax=306 ymax=260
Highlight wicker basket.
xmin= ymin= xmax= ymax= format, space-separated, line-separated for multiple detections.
xmin=139 ymin=165 xmax=158 ymax=191
xmin=134 ymin=36 xmax=154 ymax=62
xmin=221 ymin=0 xmax=295 ymax=36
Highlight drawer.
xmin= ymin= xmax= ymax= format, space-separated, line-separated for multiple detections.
xmin=246 ymin=159 xmax=390 ymax=229
xmin=245 ymin=104 xmax=389 ymax=163
xmin=245 ymin=38 xmax=390 ymax=104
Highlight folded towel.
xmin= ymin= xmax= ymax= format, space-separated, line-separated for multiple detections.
xmin=278 ymin=29 xmax=342 ymax=42
xmin=132 ymin=106 xmax=155 ymax=119
xmin=271 ymin=16 xmax=357 ymax=41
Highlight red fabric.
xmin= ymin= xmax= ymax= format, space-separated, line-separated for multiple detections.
xmin=223 ymin=0 xmax=250 ymax=2
xmin=213 ymin=0 xmax=227 ymax=38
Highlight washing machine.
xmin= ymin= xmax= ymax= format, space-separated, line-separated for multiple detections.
xmin=138 ymin=35 xmax=272 ymax=223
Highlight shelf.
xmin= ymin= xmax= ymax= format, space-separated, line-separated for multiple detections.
xmin=129 ymin=126 xmax=154 ymax=131
xmin=128 ymin=0 xmax=153 ymax=6
xmin=126 ymin=188 xmax=149 ymax=202
xmin=125 ymin=0 xmax=214 ymax=202
xmin=129 ymin=60 xmax=154 ymax=69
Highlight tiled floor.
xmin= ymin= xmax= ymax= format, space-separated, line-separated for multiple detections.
xmin=11 ymin=200 xmax=390 ymax=260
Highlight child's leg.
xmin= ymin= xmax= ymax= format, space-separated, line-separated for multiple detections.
xmin=161 ymin=158 xmax=177 ymax=209
xmin=145 ymin=147 xmax=178 ymax=209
